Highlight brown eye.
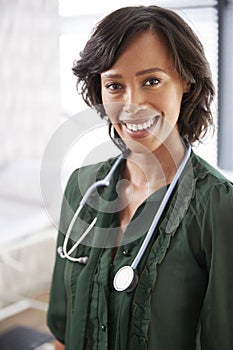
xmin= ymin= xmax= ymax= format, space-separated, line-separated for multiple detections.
xmin=144 ymin=78 xmax=160 ymax=86
xmin=106 ymin=83 xmax=122 ymax=90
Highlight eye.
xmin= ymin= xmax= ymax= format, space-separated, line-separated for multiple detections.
xmin=106 ymin=82 xmax=123 ymax=91
xmin=143 ymin=78 xmax=160 ymax=87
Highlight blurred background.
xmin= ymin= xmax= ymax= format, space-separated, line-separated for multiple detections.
xmin=0 ymin=0 xmax=232 ymax=349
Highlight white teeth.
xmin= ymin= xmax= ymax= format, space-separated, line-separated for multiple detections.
xmin=137 ymin=124 xmax=143 ymax=130
xmin=125 ymin=118 xmax=155 ymax=131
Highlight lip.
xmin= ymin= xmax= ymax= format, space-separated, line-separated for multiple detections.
xmin=120 ymin=115 xmax=160 ymax=138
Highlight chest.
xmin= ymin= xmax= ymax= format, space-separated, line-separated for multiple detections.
xmin=118 ymin=181 xmax=164 ymax=229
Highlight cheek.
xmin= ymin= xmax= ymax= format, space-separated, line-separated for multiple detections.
xmin=101 ymin=86 xmax=120 ymax=121
xmin=103 ymin=101 xmax=125 ymax=124
xmin=158 ymin=85 xmax=184 ymax=116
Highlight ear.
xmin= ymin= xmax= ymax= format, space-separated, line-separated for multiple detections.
xmin=183 ymin=81 xmax=191 ymax=93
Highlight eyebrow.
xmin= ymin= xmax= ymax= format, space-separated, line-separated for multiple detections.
xmin=102 ymin=73 xmax=122 ymax=79
xmin=136 ymin=67 xmax=166 ymax=76
xmin=102 ymin=67 xmax=166 ymax=79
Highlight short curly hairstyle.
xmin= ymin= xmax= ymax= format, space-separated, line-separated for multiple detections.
xmin=72 ymin=5 xmax=215 ymax=151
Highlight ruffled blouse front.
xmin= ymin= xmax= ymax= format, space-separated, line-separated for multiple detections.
xmin=47 ymin=151 xmax=233 ymax=350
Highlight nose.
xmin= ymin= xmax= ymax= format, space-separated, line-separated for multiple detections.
xmin=123 ymin=103 xmax=147 ymax=114
xmin=123 ymin=88 xmax=147 ymax=114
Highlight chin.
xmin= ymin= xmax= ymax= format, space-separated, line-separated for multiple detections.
xmin=124 ymin=137 xmax=162 ymax=155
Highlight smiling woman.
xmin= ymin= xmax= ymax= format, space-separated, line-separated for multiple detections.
xmin=100 ymin=30 xmax=190 ymax=153
xmin=73 ymin=6 xmax=214 ymax=153
xmin=47 ymin=5 xmax=233 ymax=350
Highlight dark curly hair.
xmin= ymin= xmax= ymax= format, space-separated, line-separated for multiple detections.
xmin=72 ymin=5 xmax=215 ymax=151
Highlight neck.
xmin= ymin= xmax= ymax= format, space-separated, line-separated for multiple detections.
xmin=124 ymin=138 xmax=186 ymax=190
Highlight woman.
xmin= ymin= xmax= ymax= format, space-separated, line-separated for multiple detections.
xmin=47 ymin=6 xmax=233 ymax=350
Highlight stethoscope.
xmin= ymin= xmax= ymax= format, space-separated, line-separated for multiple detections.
xmin=58 ymin=146 xmax=191 ymax=292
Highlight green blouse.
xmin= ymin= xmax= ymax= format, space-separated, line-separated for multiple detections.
xmin=47 ymin=151 xmax=233 ymax=350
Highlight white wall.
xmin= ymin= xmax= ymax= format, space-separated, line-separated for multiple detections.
xmin=0 ymin=0 xmax=61 ymax=165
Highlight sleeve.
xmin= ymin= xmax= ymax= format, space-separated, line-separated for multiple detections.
xmin=47 ymin=169 xmax=79 ymax=344
xmin=200 ymin=181 xmax=233 ymax=349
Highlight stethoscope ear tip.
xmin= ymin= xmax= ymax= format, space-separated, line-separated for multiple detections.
xmin=57 ymin=246 xmax=65 ymax=258
xmin=113 ymin=265 xmax=138 ymax=292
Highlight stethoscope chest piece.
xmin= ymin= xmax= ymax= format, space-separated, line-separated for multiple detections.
xmin=113 ymin=265 xmax=138 ymax=292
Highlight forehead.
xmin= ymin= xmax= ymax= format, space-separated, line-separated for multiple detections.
xmin=104 ymin=30 xmax=174 ymax=74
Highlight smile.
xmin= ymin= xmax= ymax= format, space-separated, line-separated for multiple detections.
xmin=123 ymin=116 xmax=159 ymax=132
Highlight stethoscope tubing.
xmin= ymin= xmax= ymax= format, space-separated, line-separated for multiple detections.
xmin=79 ymin=153 xmax=124 ymax=207
xmin=58 ymin=146 xmax=191 ymax=291
xmin=58 ymin=154 xmax=124 ymax=261
xmin=131 ymin=145 xmax=191 ymax=270
xmin=113 ymin=146 xmax=191 ymax=292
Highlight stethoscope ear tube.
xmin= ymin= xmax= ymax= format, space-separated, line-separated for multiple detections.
xmin=58 ymin=154 xmax=124 ymax=263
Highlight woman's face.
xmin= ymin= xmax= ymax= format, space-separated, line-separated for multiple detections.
xmin=100 ymin=30 xmax=189 ymax=153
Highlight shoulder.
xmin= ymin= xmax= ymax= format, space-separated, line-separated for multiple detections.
xmin=64 ymin=156 xmax=120 ymax=199
xmin=191 ymin=151 xmax=233 ymax=199
xmin=191 ymin=152 xmax=233 ymax=238
xmin=59 ymin=156 xmax=120 ymax=232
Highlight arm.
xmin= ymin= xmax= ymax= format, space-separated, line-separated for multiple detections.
xmin=201 ymin=182 xmax=233 ymax=348
xmin=47 ymin=227 xmax=67 ymax=343
xmin=47 ymin=171 xmax=80 ymax=343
